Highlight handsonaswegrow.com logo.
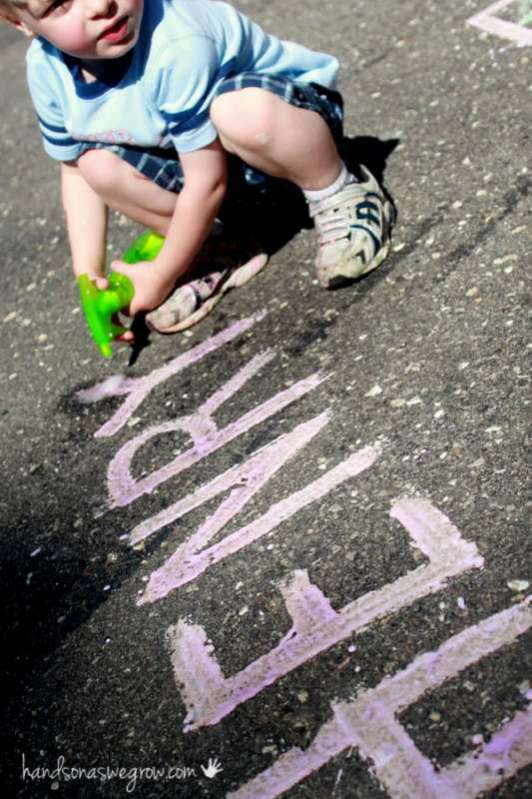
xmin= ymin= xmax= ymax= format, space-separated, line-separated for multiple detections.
xmin=21 ymin=753 xmax=223 ymax=793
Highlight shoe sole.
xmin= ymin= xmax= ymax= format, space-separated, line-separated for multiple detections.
xmin=325 ymin=200 xmax=396 ymax=290
xmin=146 ymin=252 xmax=269 ymax=334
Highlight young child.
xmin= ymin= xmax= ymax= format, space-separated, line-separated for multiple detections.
xmin=1 ymin=0 xmax=394 ymax=335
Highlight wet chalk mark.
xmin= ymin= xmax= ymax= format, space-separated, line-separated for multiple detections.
xmin=75 ymin=312 xmax=266 ymax=438
xmin=167 ymin=498 xmax=483 ymax=730
xmin=107 ymin=352 xmax=327 ymax=508
xmin=229 ymin=599 xmax=532 ymax=799
xmin=138 ymin=437 xmax=379 ymax=604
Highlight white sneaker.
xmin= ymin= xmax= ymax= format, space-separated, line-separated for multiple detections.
xmin=309 ymin=165 xmax=395 ymax=289
xmin=145 ymin=237 xmax=268 ymax=334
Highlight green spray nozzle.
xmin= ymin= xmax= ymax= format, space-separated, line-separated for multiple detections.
xmin=78 ymin=230 xmax=165 ymax=358
xmin=121 ymin=229 xmax=165 ymax=265
xmin=78 ymin=271 xmax=135 ymax=358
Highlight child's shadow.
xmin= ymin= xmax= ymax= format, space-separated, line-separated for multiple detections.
xmin=221 ymin=135 xmax=400 ymax=256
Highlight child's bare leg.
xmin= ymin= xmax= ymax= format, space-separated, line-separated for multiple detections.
xmin=210 ymin=88 xmax=342 ymax=190
xmin=77 ymin=149 xmax=177 ymax=236
xmin=210 ymin=88 xmax=394 ymax=289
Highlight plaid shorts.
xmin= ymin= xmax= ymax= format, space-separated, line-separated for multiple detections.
xmin=79 ymin=73 xmax=344 ymax=191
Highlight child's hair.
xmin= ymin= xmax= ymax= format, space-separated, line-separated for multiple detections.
xmin=0 ymin=0 xmax=24 ymax=18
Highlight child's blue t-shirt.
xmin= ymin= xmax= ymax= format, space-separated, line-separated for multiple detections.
xmin=26 ymin=0 xmax=339 ymax=162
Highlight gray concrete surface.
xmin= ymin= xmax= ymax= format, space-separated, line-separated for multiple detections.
xmin=1 ymin=1 xmax=531 ymax=797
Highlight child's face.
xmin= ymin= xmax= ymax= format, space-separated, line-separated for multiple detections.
xmin=15 ymin=0 xmax=143 ymax=61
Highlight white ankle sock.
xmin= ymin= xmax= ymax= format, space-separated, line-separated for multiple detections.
xmin=303 ymin=162 xmax=357 ymax=204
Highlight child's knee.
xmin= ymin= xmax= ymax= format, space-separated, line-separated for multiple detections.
xmin=77 ymin=149 xmax=124 ymax=192
xmin=210 ymin=88 xmax=278 ymax=152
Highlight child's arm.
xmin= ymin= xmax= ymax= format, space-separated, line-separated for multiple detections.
xmin=112 ymin=140 xmax=228 ymax=316
xmin=61 ymin=162 xmax=108 ymax=280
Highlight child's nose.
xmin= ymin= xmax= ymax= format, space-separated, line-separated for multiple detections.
xmin=86 ymin=0 xmax=118 ymax=19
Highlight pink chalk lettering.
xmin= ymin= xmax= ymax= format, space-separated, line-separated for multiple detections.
xmin=108 ymin=353 xmax=327 ymax=508
xmin=228 ymin=598 xmax=532 ymax=799
xmin=75 ymin=312 xmax=265 ymax=438
xmin=467 ymin=0 xmax=532 ymax=46
xmin=166 ymin=498 xmax=483 ymax=730
xmin=139 ymin=441 xmax=379 ymax=604
xmin=130 ymin=411 xmax=330 ymax=547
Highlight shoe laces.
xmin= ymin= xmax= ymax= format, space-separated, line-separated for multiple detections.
xmin=310 ymin=182 xmax=369 ymax=246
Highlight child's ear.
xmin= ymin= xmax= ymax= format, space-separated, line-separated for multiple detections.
xmin=0 ymin=14 xmax=35 ymax=37
xmin=14 ymin=19 xmax=36 ymax=37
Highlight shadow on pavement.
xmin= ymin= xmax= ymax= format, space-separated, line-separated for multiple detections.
xmin=221 ymin=135 xmax=401 ymax=256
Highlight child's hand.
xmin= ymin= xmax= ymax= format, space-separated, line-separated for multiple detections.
xmin=110 ymin=259 xmax=176 ymax=317
xmin=79 ymin=273 xmax=135 ymax=345
xmin=84 ymin=274 xmax=109 ymax=291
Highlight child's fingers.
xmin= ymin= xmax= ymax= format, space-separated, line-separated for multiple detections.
xmin=111 ymin=259 xmax=128 ymax=272
xmin=111 ymin=312 xmax=133 ymax=337
xmin=116 ymin=330 xmax=135 ymax=344
xmin=92 ymin=276 xmax=109 ymax=290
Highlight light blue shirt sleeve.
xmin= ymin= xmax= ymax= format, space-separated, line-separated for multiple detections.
xmin=26 ymin=44 xmax=83 ymax=162
xmin=152 ymin=35 xmax=221 ymax=153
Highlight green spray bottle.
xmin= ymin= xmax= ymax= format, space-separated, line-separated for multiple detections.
xmin=78 ymin=230 xmax=164 ymax=358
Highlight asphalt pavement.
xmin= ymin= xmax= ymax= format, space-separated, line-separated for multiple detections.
xmin=1 ymin=1 xmax=531 ymax=797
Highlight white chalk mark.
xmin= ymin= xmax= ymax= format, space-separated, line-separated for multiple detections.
xmin=167 ymin=499 xmax=483 ymax=730
xmin=467 ymin=0 xmax=532 ymax=46
xmin=229 ymin=599 xmax=532 ymax=798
